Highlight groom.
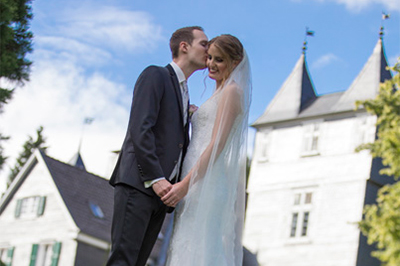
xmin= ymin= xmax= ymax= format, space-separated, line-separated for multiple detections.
xmin=107 ymin=26 xmax=208 ymax=266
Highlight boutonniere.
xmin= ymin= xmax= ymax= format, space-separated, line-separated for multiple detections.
xmin=189 ymin=104 xmax=199 ymax=118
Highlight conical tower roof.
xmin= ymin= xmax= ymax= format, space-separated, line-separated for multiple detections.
xmin=253 ymin=54 xmax=317 ymax=126
xmin=333 ymin=39 xmax=392 ymax=112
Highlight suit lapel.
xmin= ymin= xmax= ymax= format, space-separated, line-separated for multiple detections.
xmin=166 ymin=64 xmax=184 ymax=124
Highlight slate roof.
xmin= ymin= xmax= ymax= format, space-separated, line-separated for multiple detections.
xmin=40 ymin=150 xmax=113 ymax=242
xmin=333 ymin=39 xmax=392 ymax=112
xmin=253 ymin=54 xmax=317 ymax=126
xmin=253 ymin=38 xmax=392 ymax=127
xmin=243 ymin=247 xmax=260 ymax=266
xmin=297 ymin=91 xmax=344 ymax=118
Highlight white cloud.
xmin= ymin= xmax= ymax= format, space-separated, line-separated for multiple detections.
xmin=0 ymin=6 xmax=165 ymax=194
xmin=59 ymin=7 xmax=164 ymax=53
xmin=35 ymin=6 xmax=164 ymax=66
xmin=0 ymin=57 xmax=131 ymax=191
xmin=35 ymin=36 xmax=113 ymax=67
xmin=311 ymin=53 xmax=340 ymax=69
xmin=298 ymin=0 xmax=400 ymax=11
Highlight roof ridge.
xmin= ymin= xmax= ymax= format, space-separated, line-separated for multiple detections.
xmin=40 ymin=150 xmax=107 ymax=180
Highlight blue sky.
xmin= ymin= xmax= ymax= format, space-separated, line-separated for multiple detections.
xmin=0 ymin=0 xmax=399 ymax=192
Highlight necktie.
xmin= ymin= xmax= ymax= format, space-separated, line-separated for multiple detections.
xmin=169 ymin=81 xmax=188 ymax=181
xmin=182 ymin=81 xmax=189 ymax=125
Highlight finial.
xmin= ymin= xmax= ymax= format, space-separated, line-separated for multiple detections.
xmin=302 ymin=27 xmax=315 ymax=54
xmin=78 ymin=117 xmax=94 ymax=152
xmin=380 ymin=12 xmax=390 ymax=39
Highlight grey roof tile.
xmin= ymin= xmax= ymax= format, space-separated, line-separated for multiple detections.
xmin=40 ymin=150 xmax=113 ymax=242
xmin=253 ymin=39 xmax=392 ymax=127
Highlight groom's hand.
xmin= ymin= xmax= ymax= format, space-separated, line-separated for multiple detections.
xmin=161 ymin=182 xmax=188 ymax=207
xmin=152 ymin=179 xmax=172 ymax=198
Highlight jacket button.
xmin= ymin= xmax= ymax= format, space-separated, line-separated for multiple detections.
xmin=178 ymin=144 xmax=183 ymax=148
xmin=174 ymin=160 xmax=178 ymax=164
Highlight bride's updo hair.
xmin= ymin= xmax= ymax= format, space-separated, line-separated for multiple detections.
xmin=208 ymin=34 xmax=244 ymax=84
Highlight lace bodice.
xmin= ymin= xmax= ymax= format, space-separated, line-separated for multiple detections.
xmin=181 ymin=90 xmax=222 ymax=178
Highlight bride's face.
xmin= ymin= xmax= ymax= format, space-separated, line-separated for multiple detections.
xmin=207 ymin=44 xmax=229 ymax=87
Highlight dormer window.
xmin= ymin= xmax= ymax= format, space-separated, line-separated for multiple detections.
xmin=355 ymin=115 xmax=376 ymax=147
xmin=259 ymin=129 xmax=272 ymax=162
xmin=15 ymin=196 xmax=46 ymax=219
xmin=89 ymin=202 xmax=104 ymax=219
xmin=301 ymin=122 xmax=321 ymax=156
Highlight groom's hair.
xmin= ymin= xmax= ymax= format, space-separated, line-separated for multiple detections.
xmin=170 ymin=26 xmax=204 ymax=59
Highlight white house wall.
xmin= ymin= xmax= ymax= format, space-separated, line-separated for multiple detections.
xmin=244 ymin=114 xmax=376 ymax=266
xmin=0 ymin=157 xmax=79 ymax=266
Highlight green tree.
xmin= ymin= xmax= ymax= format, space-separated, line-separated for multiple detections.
xmin=0 ymin=0 xmax=33 ymax=109
xmin=0 ymin=0 xmax=34 ymax=171
xmin=0 ymin=134 xmax=10 ymax=171
xmin=356 ymin=57 xmax=400 ymax=266
xmin=7 ymin=126 xmax=47 ymax=186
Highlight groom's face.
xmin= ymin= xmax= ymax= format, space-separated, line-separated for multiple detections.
xmin=187 ymin=30 xmax=209 ymax=70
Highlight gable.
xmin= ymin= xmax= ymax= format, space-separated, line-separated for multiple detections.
xmin=42 ymin=152 xmax=113 ymax=242
xmin=0 ymin=151 xmax=78 ymax=244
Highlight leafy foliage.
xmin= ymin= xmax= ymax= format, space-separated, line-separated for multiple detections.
xmin=0 ymin=0 xmax=34 ymax=171
xmin=0 ymin=0 xmax=33 ymax=85
xmin=0 ymin=134 xmax=10 ymax=171
xmin=357 ymin=57 xmax=400 ymax=266
xmin=7 ymin=126 xmax=47 ymax=186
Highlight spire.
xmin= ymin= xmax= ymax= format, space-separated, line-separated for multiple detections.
xmin=333 ymin=38 xmax=392 ymax=112
xmin=68 ymin=152 xmax=86 ymax=170
xmin=252 ymin=54 xmax=317 ymax=125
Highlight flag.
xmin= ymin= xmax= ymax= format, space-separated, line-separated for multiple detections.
xmin=306 ymin=30 xmax=315 ymax=36
xmin=382 ymin=12 xmax=390 ymax=20
xmin=84 ymin=117 xmax=94 ymax=124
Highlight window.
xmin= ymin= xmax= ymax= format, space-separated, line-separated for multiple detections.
xmin=289 ymin=191 xmax=313 ymax=238
xmin=89 ymin=202 xmax=104 ymax=219
xmin=305 ymin=192 xmax=312 ymax=204
xmin=290 ymin=213 xmax=298 ymax=237
xmin=302 ymin=123 xmax=321 ymax=155
xmin=15 ymin=196 xmax=46 ymax=219
xmin=355 ymin=115 xmax=376 ymax=147
xmin=259 ymin=130 xmax=272 ymax=161
xmin=30 ymin=242 xmax=61 ymax=266
xmin=0 ymin=247 xmax=14 ymax=266
xmin=293 ymin=193 xmax=301 ymax=205
xmin=302 ymin=212 xmax=310 ymax=236
xmin=36 ymin=244 xmax=52 ymax=266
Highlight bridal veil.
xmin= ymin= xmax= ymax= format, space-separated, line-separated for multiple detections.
xmin=168 ymin=50 xmax=252 ymax=266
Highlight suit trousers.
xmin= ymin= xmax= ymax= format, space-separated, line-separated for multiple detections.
xmin=106 ymin=184 xmax=167 ymax=266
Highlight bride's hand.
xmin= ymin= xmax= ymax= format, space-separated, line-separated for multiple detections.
xmin=161 ymin=181 xmax=188 ymax=207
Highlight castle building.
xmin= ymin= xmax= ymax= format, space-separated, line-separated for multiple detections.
xmin=243 ymin=36 xmax=394 ymax=266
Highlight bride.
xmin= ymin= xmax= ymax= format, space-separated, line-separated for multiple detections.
xmin=161 ymin=34 xmax=252 ymax=266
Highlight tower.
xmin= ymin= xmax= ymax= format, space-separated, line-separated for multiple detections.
xmin=243 ymin=36 xmax=393 ymax=266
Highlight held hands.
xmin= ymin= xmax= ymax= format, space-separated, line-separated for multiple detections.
xmin=152 ymin=179 xmax=172 ymax=198
xmin=161 ymin=181 xmax=189 ymax=207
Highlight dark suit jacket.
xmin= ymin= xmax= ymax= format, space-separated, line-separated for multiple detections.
xmin=109 ymin=64 xmax=190 ymax=197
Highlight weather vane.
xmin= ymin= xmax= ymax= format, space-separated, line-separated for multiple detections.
xmin=302 ymin=27 xmax=315 ymax=54
xmin=380 ymin=12 xmax=390 ymax=39
xmin=78 ymin=117 xmax=94 ymax=152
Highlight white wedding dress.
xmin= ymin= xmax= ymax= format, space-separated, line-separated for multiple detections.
xmin=166 ymin=52 xmax=251 ymax=266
